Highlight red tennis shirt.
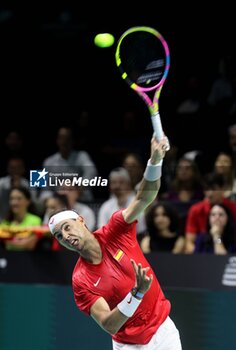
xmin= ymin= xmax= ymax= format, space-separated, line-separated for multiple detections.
xmin=72 ymin=209 xmax=171 ymax=345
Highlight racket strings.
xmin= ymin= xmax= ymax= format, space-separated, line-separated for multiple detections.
xmin=118 ymin=31 xmax=166 ymax=88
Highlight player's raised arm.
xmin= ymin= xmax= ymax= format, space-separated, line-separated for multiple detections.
xmin=122 ymin=135 xmax=169 ymax=224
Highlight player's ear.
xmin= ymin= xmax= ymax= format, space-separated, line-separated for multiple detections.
xmin=77 ymin=215 xmax=89 ymax=230
xmin=77 ymin=215 xmax=85 ymax=223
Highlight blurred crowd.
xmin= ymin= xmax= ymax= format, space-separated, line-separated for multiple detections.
xmin=0 ymin=119 xmax=235 ymax=255
xmin=0 ymin=54 xmax=236 ymax=255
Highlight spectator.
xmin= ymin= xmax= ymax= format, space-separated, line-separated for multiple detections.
xmin=0 ymin=157 xmax=38 ymax=220
xmin=97 ymin=167 xmax=146 ymax=238
xmin=121 ymin=152 xmax=144 ymax=191
xmin=140 ymin=201 xmax=185 ymax=254
xmin=195 ymin=204 xmax=236 ymax=254
xmin=0 ymin=186 xmax=42 ymax=251
xmin=161 ymin=157 xmax=204 ymax=235
xmin=207 ymin=55 xmax=234 ymax=110
xmin=212 ymin=151 xmax=236 ymax=200
xmin=185 ymin=173 xmax=236 ymax=254
xmin=40 ymin=126 xmax=98 ymax=202
xmin=162 ymin=157 xmax=204 ymax=202
xmin=176 ymin=74 xmax=202 ymax=115
xmin=160 ymin=143 xmax=179 ymax=195
xmin=1 ymin=130 xmax=25 ymax=176
xmin=75 ymin=109 xmax=94 ymax=152
xmin=42 ymin=192 xmax=69 ymax=250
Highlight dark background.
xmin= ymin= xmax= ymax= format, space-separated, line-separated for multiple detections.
xmin=0 ymin=2 xmax=235 ymax=173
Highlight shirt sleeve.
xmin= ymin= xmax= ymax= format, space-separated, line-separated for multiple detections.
xmin=73 ymin=279 xmax=101 ymax=315
xmin=105 ymin=209 xmax=137 ymax=240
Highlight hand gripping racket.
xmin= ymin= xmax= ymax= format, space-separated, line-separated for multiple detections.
xmin=115 ymin=26 xmax=170 ymax=148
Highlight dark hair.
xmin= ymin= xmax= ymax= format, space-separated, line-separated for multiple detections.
xmin=11 ymin=185 xmax=31 ymax=199
xmin=145 ymin=201 xmax=180 ymax=250
xmin=203 ymin=172 xmax=225 ymax=190
xmin=46 ymin=193 xmax=69 ymax=208
xmin=121 ymin=152 xmax=144 ymax=167
xmin=5 ymin=186 xmax=35 ymax=221
xmin=204 ymin=203 xmax=236 ymax=251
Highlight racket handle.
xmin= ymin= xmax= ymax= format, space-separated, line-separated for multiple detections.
xmin=151 ymin=112 xmax=164 ymax=141
xmin=151 ymin=112 xmax=170 ymax=151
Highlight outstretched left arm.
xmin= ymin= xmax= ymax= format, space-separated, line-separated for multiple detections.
xmin=90 ymin=260 xmax=153 ymax=334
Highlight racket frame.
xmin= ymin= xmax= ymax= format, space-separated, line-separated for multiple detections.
xmin=115 ymin=26 xmax=170 ymax=142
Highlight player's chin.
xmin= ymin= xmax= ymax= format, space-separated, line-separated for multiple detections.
xmin=67 ymin=245 xmax=79 ymax=253
xmin=72 ymin=241 xmax=82 ymax=252
xmin=62 ymin=242 xmax=80 ymax=252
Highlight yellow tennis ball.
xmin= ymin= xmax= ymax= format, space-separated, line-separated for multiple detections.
xmin=94 ymin=33 xmax=115 ymax=48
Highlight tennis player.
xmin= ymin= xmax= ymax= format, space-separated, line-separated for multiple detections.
xmin=48 ymin=135 xmax=182 ymax=350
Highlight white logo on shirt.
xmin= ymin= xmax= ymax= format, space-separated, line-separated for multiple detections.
xmin=93 ymin=277 xmax=101 ymax=287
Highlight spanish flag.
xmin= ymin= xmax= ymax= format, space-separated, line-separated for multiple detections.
xmin=114 ymin=249 xmax=124 ymax=261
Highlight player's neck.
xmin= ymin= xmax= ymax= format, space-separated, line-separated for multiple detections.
xmin=81 ymin=237 xmax=103 ymax=264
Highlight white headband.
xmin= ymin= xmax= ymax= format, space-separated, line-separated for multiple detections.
xmin=48 ymin=210 xmax=79 ymax=233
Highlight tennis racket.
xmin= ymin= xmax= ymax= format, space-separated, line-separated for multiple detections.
xmin=115 ymin=26 xmax=170 ymax=147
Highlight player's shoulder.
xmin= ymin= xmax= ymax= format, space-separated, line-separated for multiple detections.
xmin=109 ymin=209 xmax=126 ymax=223
xmin=107 ymin=209 xmax=135 ymax=233
xmin=98 ymin=209 xmax=126 ymax=231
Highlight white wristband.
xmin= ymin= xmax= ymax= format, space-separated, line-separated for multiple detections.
xmin=117 ymin=292 xmax=142 ymax=317
xmin=143 ymin=159 xmax=163 ymax=181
